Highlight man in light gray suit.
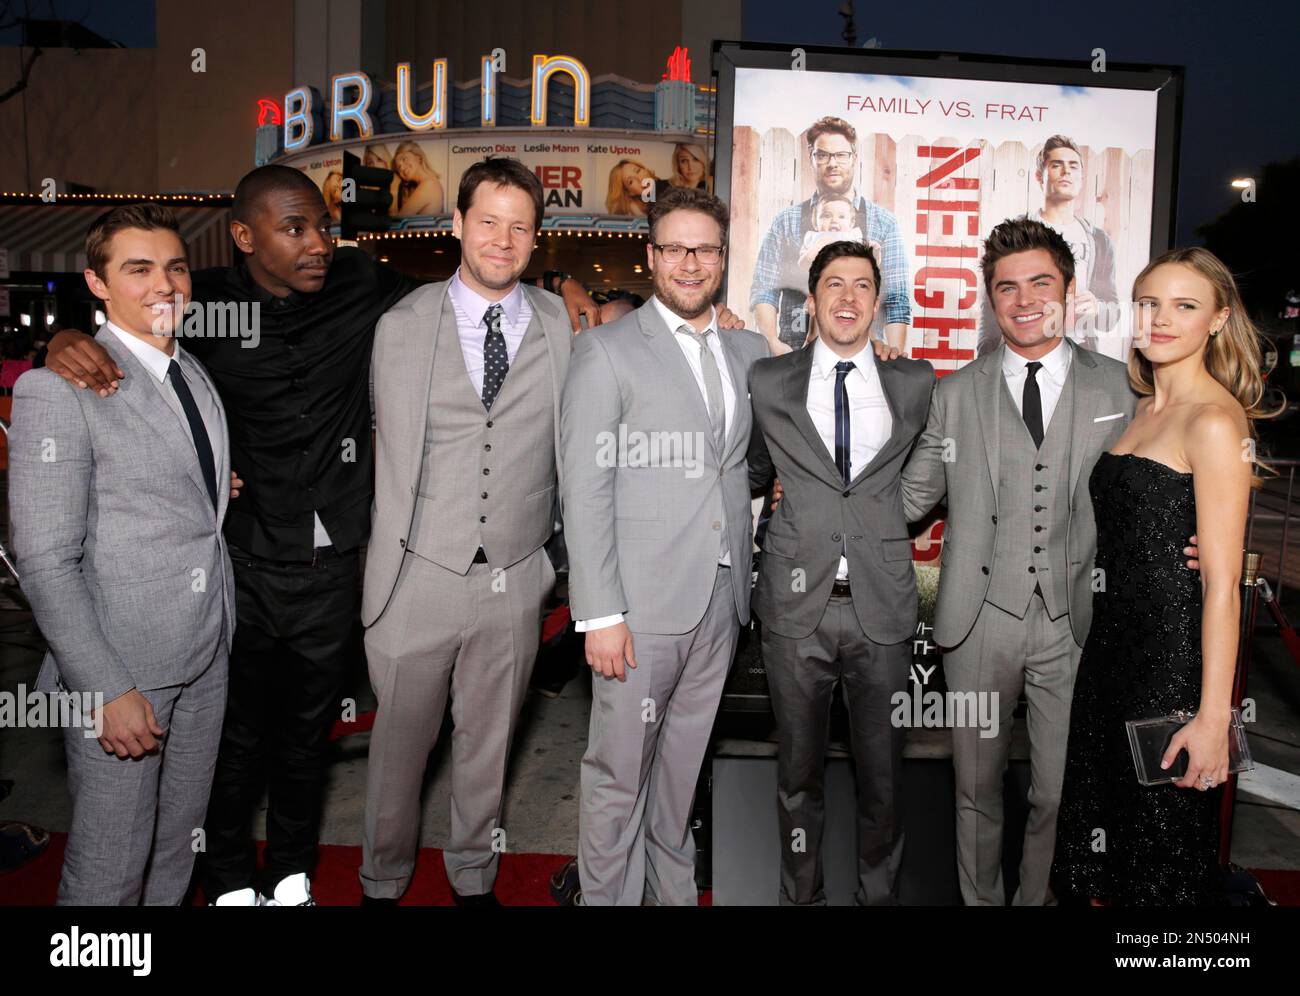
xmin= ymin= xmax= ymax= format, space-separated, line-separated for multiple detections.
xmin=561 ymin=187 xmax=770 ymax=905
xmin=748 ymin=241 xmax=935 ymax=905
xmin=10 ymin=204 xmax=234 ymax=905
xmin=900 ymin=217 xmax=1136 ymax=905
xmin=360 ymin=160 xmax=571 ymax=906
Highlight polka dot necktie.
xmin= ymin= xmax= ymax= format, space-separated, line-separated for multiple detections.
xmin=481 ymin=303 xmax=509 ymax=410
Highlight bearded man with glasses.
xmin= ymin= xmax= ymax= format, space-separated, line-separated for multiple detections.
xmin=749 ymin=116 xmax=911 ymax=355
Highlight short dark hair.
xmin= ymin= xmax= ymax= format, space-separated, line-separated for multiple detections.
xmin=1036 ymin=134 xmax=1081 ymax=177
xmin=805 ymin=116 xmax=857 ymax=152
xmin=457 ymin=157 xmax=545 ymax=232
xmin=808 ymin=240 xmax=880 ymax=295
xmin=980 ymin=216 xmax=1075 ymax=297
xmin=85 ymin=203 xmax=187 ymax=281
xmin=232 ymin=164 xmax=322 ymax=224
xmin=647 ymin=186 xmax=729 ymax=245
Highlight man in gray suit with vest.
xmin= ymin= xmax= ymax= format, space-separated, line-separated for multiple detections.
xmin=359 ymin=159 xmax=571 ymax=906
xmin=10 ymin=203 xmax=235 ymax=904
xmin=748 ymin=241 xmax=935 ymax=905
xmin=560 ymin=187 xmax=770 ymax=905
xmin=900 ymin=217 xmax=1137 ymax=905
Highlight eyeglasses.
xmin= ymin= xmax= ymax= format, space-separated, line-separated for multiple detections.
xmin=652 ymin=243 xmax=724 ymax=265
xmin=811 ymin=151 xmax=854 ymax=166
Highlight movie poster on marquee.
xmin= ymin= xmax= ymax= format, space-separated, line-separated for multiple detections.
xmin=723 ymin=63 xmax=1162 ymax=672
xmin=290 ymin=133 xmax=714 ymax=221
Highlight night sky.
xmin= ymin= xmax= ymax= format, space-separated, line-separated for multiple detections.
xmin=5 ymin=0 xmax=1295 ymax=243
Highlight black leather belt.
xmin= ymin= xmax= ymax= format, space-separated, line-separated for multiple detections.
xmin=473 ymin=547 xmax=488 ymax=564
xmin=831 ymin=579 xmax=852 ymax=598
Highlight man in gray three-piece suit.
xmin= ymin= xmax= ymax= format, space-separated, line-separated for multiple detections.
xmin=10 ymin=204 xmax=234 ymax=905
xmin=748 ymin=241 xmax=934 ymax=905
xmin=900 ymin=218 xmax=1136 ymax=905
xmin=360 ymin=160 xmax=571 ymax=906
xmin=561 ymin=188 xmax=769 ymax=905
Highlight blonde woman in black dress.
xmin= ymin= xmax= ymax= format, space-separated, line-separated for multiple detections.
xmin=1052 ymin=247 xmax=1267 ymax=905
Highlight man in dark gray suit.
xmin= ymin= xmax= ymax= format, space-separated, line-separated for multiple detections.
xmin=748 ymin=241 xmax=934 ymax=905
xmin=561 ymin=187 xmax=769 ymax=905
xmin=10 ymin=204 xmax=234 ymax=904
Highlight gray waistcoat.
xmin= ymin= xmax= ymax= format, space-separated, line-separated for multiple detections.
xmin=407 ymin=297 xmax=556 ymax=573
xmin=984 ymin=367 xmax=1075 ymax=620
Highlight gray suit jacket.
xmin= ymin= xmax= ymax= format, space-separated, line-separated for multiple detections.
xmin=900 ymin=340 xmax=1136 ymax=648
xmin=561 ymin=301 xmax=770 ymax=634
xmin=10 ymin=329 xmax=234 ymax=700
xmin=364 ymin=279 xmax=571 ymax=627
xmin=748 ymin=347 xmax=935 ymax=643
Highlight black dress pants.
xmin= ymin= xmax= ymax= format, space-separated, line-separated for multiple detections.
xmin=200 ymin=544 xmax=360 ymax=898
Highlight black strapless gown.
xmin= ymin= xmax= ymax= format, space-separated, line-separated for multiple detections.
xmin=1051 ymin=452 xmax=1223 ymax=905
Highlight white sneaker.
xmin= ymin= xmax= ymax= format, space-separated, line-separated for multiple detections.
xmin=210 ymin=886 xmax=258 ymax=906
xmin=260 ymin=872 xmax=316 ymax=906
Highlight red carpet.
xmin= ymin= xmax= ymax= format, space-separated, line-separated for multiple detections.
xmin=0 ymin=833 xmax=713 ymax=906
xmin=0 ymin=833 xmax=1288 ymax=906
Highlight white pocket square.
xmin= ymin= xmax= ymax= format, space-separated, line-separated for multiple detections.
xmin=1093 ymin=413 xmax=1124 ymax=423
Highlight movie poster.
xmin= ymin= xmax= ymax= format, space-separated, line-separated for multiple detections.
xmin=285 ymin=133 xmax=713 ymax=221
xmin=724 ymin=64 xmax=1163 ymax=674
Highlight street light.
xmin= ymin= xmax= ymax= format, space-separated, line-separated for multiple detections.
xmin=1231 ymin=178 xmax=1253 ymax=189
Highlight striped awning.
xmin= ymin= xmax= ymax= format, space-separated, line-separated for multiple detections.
xmin=0 ymin=204 xmax=234 ymax=274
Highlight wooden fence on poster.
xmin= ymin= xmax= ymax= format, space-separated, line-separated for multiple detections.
xmin=727 ymin=125 xmax=1154 ymax=371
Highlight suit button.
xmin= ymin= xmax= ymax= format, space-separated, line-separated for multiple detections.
xmin=486 ymin=420 xmax=494 ymax=428
xmin=991 ymin=514 xmax=997 ymax=524
xmin=484 ymin=443 xmax=492 ymax=452
xmin=1034 ymin=484 xmax=1045 ymax=492
xmin=842 ymin=490 xmax=851 ymax=498
xmin=1034 ymin=546 xmax=1042 ymax=553
xmin=399 ymin=539 xmax=405 ymax=547
xmin=1034 ymin=505 xmax=1044 ymax=512
xmin=981 ymin=566 xmax=989 ymax=575
xmin=480 ymin=515 xmax=487 ymax=523
xmin=410 ymin=485 xmax=415 ymax=495
xmin=832 ymin=533 xmax=841 ymax=542
xmin=1034 ymin=525 xmax=1043 ymax=532
xmin=1035 ymin=463 xmax=1045 ymax=471
xmin=481 ymin=492 xmax=488 ymax=499
xmin=1028 ymin=566 xmax=1036 ymax=573
xmin=483 ymin=468 xmax=490 ymax=475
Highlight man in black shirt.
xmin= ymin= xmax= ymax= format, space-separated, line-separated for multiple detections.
xmin=44 ymin=166 xmax=597 ymax=906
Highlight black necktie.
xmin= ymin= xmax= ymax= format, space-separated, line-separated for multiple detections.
xmin=167 ymin=359 xmax=218 ymax=508
xmin=834 ymin=361 xmax=855 ymax=483
xmin=481 ymin=303 xmax=509 ymax=410
xmin=1022 ymin=360 xmax=1044 ymax=449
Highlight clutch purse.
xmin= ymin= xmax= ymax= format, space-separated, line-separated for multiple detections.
xmin=1125 ymin=708 xmax=1254 ymax=787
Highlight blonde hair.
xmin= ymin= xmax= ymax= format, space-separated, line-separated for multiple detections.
xmin=363 ymin=144 xmax=393 ymax=169
xmin=671 ymin=144 xmax=710 ymax=192
xmin=605 ymin=159 xmax=654 ymax=215
xmin=393 ymin=141 xmax=440 ymax=210
xmin=1128 ymin=247 xmax=1276 ymax=482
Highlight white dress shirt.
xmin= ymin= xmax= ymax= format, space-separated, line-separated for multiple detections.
xmin=806 ymin=337 xmax=892 ymax=580
xmin=1001 ymin=337 xmax=1071 ymax=430
xmin=576 ymin=297 xmax=737 ymax=633
xmin=447 ymin=267 xmax=533 ymax=397
xmin=106 ymin=322 xmax=223 ymax=475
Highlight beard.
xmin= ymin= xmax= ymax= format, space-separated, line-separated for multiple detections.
xmin=655 ymin=273 xmax=717 ymax=321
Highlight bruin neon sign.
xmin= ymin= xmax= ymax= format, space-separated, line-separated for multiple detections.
xmin=283 ymin=54 xmax=592 ymax=152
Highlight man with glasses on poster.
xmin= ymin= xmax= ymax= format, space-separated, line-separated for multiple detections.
xmin=749 ymin=116 xmax=911 ymax=354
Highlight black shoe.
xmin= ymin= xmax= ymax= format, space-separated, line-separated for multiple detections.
xmin=549 ymin=857 xmax=582 ymax=906
xmin=451 ymin=888 xmax=501 ymax=907
xmin=360 ymin=894 xmax=398 ymax=906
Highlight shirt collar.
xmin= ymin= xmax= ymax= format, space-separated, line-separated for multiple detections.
xmin=1001 ymin=337 xmax=1071 ymax=379
xmin=450 ymin=268 xmax=524 ymax=327
xmin=653 ymin=295 xmax=717 ymax=338
xmin=106 ymin=321 xmax=179 ymax=383
xmin=811 ymin=334 xmax=877 ymax=382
